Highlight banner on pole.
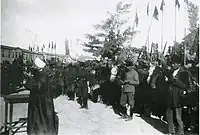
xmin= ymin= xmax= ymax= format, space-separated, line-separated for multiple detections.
xmin=135 ymin=11 xmax=139 ymax=27
xmin=153 ymin=6 xmax=159 ymax=21
xmin=147 ymin=2 xmax=149 ymax=16
xmin=175 ymin=0 xmax=180 ymax=9
xmin=160 ymin=0 xmax=165 ymax=11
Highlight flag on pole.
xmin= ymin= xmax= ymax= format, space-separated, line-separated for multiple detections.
xmin=153 ymin=6 xmax=159 ymax=21
xmin=54 ymin=43 xmax=56 ymax=49
xmin=135 ymin=11 xmax=139 ymax=27
xmin=37 ymin=46 xmax=39 ymax=52
xmin=175 ymin=0 xmax=180 ymax=9
xmin=147 ymin=2 xmax=149 ymax=16
xmin=52 ymin=41 xmax=54 ymax=49
xmin=160 ymin=0 xmax=165 ymax=11
xmin=65 ymin=39 xmax=70 ymax=55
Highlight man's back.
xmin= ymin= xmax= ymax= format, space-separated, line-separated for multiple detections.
xmin=123 ymin=67 xmax=139 ymax=93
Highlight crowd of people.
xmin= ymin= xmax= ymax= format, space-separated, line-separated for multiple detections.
xmin=1 ymin=51 xmax=199 ymax=135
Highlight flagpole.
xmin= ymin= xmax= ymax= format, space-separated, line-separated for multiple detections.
xmin=145 ymin=14 xmax=154 ymax=53
xmin=161 ymin=9 xmax=164 ymax=52
xmin=48 ymin=43 xmax=50 ymax=54
xmin=129 ymin=21 xmax=136 ymax=46
xmin=55 ymin=43 xmax=56 ymax=63
xmin=175 ymin=1 xmax=177 ymax=43
xmin=147 ymin=27 xmax=150 ymax=53
xmin=184 ymin=2 xmax=187 ymax=66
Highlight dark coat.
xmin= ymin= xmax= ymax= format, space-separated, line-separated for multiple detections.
xmin=167 ymin=67 xmax=191 ymax=108
xmin=135 ymin=68 xmax=150 ymax=104
xmin=66 ymin=76 xmax=75 ymax=92
xmin=25 ymin=68 xmax=57 ymax=135
xmin=76 ymin=67 xmax=90 ymax=98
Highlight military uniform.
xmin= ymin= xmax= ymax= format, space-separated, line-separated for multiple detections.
xmin=67 ymin=76 xmax=76 ymax=100
xmin=76 ymin=66 xmax=90 ymax=109
xmin=120 ymin=61 xmax=140 ymax=120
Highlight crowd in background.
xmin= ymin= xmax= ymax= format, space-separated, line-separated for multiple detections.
xmin=1 ymin=51 xmax=199 ymax=134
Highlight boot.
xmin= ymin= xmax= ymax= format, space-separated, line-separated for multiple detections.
xmin=126 ymin=108 xmax=134 ymax=121
xmin=119 ymin=106 xmax=128 ymax=119
xmin=77 ymin=97 xmax=82 ymax=105
xmin=83 ymin=98 xmax=88 ymax=109
xmin=130 ymin=108 xmax=134 ymax=118
xmin=71 ymin=92 xmax=75 ymax=101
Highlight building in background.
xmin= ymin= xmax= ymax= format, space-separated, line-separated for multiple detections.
xmin=1 ymin=45 xmax=72 ymax=63
xmin=1 ymin=45 xmax=23 ymax=62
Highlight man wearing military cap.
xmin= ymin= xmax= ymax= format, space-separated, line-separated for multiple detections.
xmin=119 ymin=60 xmax=139 ymax=121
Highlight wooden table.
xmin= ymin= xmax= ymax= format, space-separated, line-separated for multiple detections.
xmin=3 ymin=93 xmax=29 ymax=134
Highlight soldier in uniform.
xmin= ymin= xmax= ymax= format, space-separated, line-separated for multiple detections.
xmin=76 ymin=62 xmax=90 ymax=109
xmin=119 ymin=60 xmax=140 ymax=121
xmin=65 ymin=65 xmax=76 ymax=101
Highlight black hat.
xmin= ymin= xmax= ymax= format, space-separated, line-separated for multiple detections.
xmin=125 ymin=60 xmax=133 ymax=67
xmin=171 ymin=54 xmax=182 ymax=64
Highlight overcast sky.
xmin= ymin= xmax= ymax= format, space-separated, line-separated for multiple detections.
xmin=1 ymin=0 xmax=199 ymax=57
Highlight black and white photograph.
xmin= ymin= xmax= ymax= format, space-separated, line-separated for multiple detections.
xmin=0 ymin=0 xmax=199 ymax=134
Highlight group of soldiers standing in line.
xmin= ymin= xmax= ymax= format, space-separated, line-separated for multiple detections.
xmin=21 ymin=51 xmax=198 ymax=135
xmin=59 ymin=54 xmax=198 ymax=135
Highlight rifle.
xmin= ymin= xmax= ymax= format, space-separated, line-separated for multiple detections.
xmin=137 ymin=48 xmax=143 ymax=60
xmin=162 ymin=42 xmax=168 ymax=55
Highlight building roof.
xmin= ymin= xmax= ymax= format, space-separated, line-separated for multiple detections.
xmin=1 ymin=44 xmax=68 ymax=57
xmin=1 ymin=45 xmax=21 ymax=50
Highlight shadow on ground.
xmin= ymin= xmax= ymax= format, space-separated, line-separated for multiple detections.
xmin=140 ymin=115 xmax=168 ymax=134
xmin=141 ymin=115 xmax=199 ymax=135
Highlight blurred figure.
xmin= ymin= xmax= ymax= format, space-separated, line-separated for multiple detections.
xmin=76 ymin=62 xmax=90 ymax=109
xmin=134 ymin=59 xmax=150 ymax=116
xmin=67 ymin=75 xmax=76 ymax=101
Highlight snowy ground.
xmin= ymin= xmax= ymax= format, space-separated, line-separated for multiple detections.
xmin=1 ymin=95 xmax=165 ymax=135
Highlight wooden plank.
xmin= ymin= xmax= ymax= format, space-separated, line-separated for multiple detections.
xmin=9 ymin=104 xmax=13 ymax=125
xmin=4 ymin=94 xmax=29 ymax=104
xmin=4 ymin=102 xmax=8 ymax=131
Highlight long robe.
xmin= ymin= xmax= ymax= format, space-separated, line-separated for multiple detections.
xmin=26 ymin=68 xmax=57 ymax=135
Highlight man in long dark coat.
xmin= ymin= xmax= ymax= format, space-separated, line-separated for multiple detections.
xmin=25 ymin=60 xmax=58 ymax=135
xmin=76 ymin=62 xmax=90 ymax=109
xmin=165 ymin=55 xmax=191 ymax=135
xmin=149 ymin=59 xmax=169 ymax=119
xmin=135 ymin=59 xmax=150 ymax=116
xmin=99 ymin=59 xmax=111 ymax=105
